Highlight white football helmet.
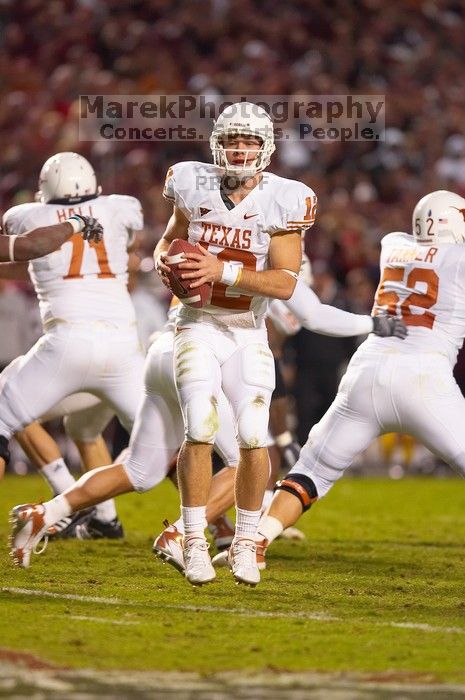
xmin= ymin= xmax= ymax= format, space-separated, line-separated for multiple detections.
xmin=413 ymin=190 xmax=465 ymax=245
xmin=37 ymin=152 xmax=100 ymax=203
xmin=210 ymin=101 xmax=275 ymax=177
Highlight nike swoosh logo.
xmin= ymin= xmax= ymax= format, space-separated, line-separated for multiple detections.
xmin=244 ymin=213 xmax=258 ymax=220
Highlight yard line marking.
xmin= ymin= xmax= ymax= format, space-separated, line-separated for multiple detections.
xmin=67 ymin=615 xmax=140 ymax=626
xmin=380 ymin=621 xmax=465 ymax=634
xmin=1 ymin=587 xmax=335 ymax=621
xmin=3 ymin=587 xmax=122 ymax=605
xmin=3 ymin=587 xmax=464 ymax=634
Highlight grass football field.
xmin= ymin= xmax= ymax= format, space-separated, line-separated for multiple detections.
xmin=1 ymin=473 xmax=465 ymax=692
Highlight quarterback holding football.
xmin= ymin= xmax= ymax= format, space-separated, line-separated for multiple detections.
xmin=153 ymin=101 xmax=318 ymax=586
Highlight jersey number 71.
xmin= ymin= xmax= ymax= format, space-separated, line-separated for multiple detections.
xmin=63 ymin=234 xmax=115 ymax=280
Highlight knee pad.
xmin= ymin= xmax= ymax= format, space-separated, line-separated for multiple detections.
xmin=0 ymin=435 xmax=10 ymax=465
xmin=235 ymin=343 xmax=274 ymax=449
xmin=184 ymin=393 xmax=219 ymax=444
xmin=237 ymin=394 xmax=270 ymax=449
xmin=275 ymin=473 xmax=318 ymax=512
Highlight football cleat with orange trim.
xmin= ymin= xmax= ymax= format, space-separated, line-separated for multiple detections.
xmin=9 ymin=503 xmax=48 ymax=568
xmin=152 ymin=519 xmax=185 ymax=574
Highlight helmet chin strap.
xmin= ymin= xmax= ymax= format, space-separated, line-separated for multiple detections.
xmin=222 ymin=165 xmax=260 ymax=179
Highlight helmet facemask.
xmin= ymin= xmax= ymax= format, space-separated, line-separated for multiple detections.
xmin=210 ymin=130 xmax=274 ymax=178
xmin=210 ymin=102 xmax=276 ymax=178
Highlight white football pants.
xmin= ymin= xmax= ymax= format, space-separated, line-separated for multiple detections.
xmin=173 ymin=323 xmax=275 ymax=449
xmin=291 ymin=346 xmax=465 ymax=497
xmin=0 ymin=323 xmax=145 ymax=439
xmin=123 ymin=330 xmax=240 ymax=492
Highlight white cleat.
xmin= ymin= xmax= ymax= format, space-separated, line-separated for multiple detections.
xmin=152 ymin=520 xmax=185 ymax=575
xmin=183 ymin=537 xmax=216 ymax=586
xmin=228 ymin=538 xmax=260 ymax=586
xmin=212 ymin=537 xmax=268 ymax=571
xmin=9 ymin=503 xmax=48 ymax=568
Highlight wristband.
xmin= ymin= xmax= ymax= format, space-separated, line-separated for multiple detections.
xmin=8 ymin=235 xmax=17 ymax=262
xmin=66 ymin=216 xmax=84 ymax=233
xmin=220 ymin=261 xmax=242 ymax=286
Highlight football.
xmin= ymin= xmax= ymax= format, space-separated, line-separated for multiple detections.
xmin=165 ymin=238 xmax=212 ymax=309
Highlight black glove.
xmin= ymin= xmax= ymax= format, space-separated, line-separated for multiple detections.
xmin=372 ymin=315 xmax=408 ymax=339
xmin=282 ymin=440 xmax=302 ymax=470
xmin=69 ymin=215 xmax=104 ymax=243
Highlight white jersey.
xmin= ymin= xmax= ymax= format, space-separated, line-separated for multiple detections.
xmin=163 ymin=161 xmax=317 ymax=320
xmin=365 ymin=231 xmax=465 ymax=364
xmin=3 ymin=195 xmax=143 ymax=330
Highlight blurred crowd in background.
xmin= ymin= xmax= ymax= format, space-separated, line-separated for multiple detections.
xmin=1 ymin=0 xmax=464 ymax=475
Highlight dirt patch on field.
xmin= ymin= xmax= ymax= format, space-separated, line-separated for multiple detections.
xmin=1 ymin=662 xmax=465 ymax=700
xmin=0 ymin=647 xmax=65 ymax=671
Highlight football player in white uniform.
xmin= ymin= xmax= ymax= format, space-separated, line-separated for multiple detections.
xmin=152 ymin=102 xmax=318 ymax=585
xmin=0 ymin=153 xmax=145 ymax=526
xmin=254 ymin=190 xmax=465 ymax=564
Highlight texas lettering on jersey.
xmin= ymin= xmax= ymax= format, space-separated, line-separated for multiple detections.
xmin=199 ymin=222 xmax=251 ymax=250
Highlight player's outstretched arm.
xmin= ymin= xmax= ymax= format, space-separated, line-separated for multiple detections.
xmin=180 ymin=231 xmax=302 ymax=300
xmin=1 ymin=215 xmax=103 ymax=262
xmin=285 ymin=279 xmax=373 ymax=337
xmin=284 ymin=279 xmax=407 ymax=339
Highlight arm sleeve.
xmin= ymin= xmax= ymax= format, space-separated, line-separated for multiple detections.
xmin=284 ymin=279 xmax=374 ymax=337
xmin=268 ymin=183 xmax=318 ymax=236
xmin=285 ymin=192 xmax=317 ymax=233
xmin=2 ymin=209 xmax=31 ymax=237
xmin=163 ymin=166 xmax=176 ymax=202
xmin=162 ymin=164 xmax=191 ymax=220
